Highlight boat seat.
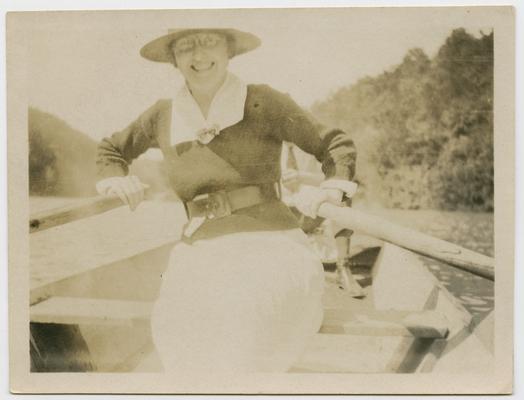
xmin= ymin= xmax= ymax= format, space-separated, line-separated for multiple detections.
xmin=31 ymin=297 xmax=449 ymax=339
xmin=30 ymin=297 xmax=153 ymax=326
xmin=322 ymin=308 xmax=450 ymax=339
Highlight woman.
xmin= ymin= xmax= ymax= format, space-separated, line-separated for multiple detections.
xmin=95 ymin=28 xmax=358 ymax=373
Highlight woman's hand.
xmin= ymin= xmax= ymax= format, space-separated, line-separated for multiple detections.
xmin=291 ymin=186 xmax=341 ymax=218
xmin=96 ymin=175 xmax=149 ymax=211
xmin=291 ymin=180 xmax=358 ymax=218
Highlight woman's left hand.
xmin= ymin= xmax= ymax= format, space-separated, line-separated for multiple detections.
xmin=291 ymin=180 xmax=358 ymax=218
xmin=291 ymin=186 xmax=342 ymax=218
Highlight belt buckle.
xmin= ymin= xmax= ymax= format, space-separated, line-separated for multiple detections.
xmin=194 ymin=191 xmax=231 ymax=219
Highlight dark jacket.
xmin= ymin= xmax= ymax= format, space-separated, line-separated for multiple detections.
xmin=96 ymin=84 xmax=356 ymax=240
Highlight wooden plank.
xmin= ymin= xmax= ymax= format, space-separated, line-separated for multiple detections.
xmin=30 ymin=297 xmax=153 ymax=326
xmin=30 ymin=242 xmax=172 ymax=306
xmin=31 ymin=301 xmax=448 ymax=339
xmin=318 ymin=203 xmax=494 ymax=281
xmin=371 ymin=243 xmax=439 ymax=311
xmin=390 ymin=338 xmax=436 ymax=373
xmin=372 ymin=243 xmax=473 ymax=332
xmin=422 ymin=328 xmax=495 ymax=373
xmin=472 ymin=311 xmax=494 ymax=355
xmin=292 ymin=334 xmax=406 ymax=373
xmin=321 ymin=308 xmax=449 ymax=339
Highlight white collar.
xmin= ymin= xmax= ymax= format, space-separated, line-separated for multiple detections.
xmin=171 ymin=72 xmax=247 ymax=145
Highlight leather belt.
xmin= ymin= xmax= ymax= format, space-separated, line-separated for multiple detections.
xmin=184 ymin=183 xmax=280 ymax=221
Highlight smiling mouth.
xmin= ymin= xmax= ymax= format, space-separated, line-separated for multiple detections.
xmin=191 ymin=62 xmax=215 ymax=72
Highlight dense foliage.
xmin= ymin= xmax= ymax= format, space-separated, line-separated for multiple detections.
xmin=312 ymin=29 xmax=493 ymax=211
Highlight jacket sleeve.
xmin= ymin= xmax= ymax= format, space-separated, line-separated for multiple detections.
xmin=96 ymin=100 xmax=168 ymax=179
xmin=267 ymin=87 xmax=357 ymax=180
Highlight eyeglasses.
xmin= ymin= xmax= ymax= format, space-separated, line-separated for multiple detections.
xmin=173 ymin=33 xmax=226 ymax=55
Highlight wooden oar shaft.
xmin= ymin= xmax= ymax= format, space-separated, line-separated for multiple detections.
xmin=30 ymin=195 xmax=124 ymax=233
xmin=318 ymin=203 xmax=495 ymax=281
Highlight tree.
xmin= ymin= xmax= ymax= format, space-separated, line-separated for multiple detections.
xmin=311 ymin=28 xmax=493 ymax=211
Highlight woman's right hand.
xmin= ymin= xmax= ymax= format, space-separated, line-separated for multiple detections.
xmin=96 ymin=175 xmax=149 ymax=211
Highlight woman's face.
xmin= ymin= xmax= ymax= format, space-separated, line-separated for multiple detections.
xmin=172 ymin=33 xmax=230 ymax=91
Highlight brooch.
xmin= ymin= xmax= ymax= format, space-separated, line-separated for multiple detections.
xmin=196 ymin=124 xmax=220 ymax=144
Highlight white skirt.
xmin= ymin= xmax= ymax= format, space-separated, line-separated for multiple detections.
xmin=150 ymin=228 xmax=324 ymax=373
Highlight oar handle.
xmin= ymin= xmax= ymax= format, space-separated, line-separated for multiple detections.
xmin=318 ymin=203 xmax=495 ymax=281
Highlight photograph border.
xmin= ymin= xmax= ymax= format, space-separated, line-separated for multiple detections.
xmin=6 ymin=4 xmax=516 ymax=395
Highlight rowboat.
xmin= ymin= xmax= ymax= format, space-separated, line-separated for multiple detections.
xmin=28 ymin=196 xmax=494 ymax=373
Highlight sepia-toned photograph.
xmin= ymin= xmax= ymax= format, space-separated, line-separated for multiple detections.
xmin=7 ymin=5 xmax=515 ymax=394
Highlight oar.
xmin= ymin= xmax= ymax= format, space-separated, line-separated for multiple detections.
xmin=30 ymin=195 xmax=124 ymax=233
xmin=317 ymin=202 xmax=495 ymax=281
xmin=30 ymin=186 xmax=162 ymax=233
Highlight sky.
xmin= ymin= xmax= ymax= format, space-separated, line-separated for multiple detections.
xmin=22 ymin=8 xmax=493 ymax=140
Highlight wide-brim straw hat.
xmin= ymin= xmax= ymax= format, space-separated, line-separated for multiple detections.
xmin=140 ymin=28 xmax=261 ymax=63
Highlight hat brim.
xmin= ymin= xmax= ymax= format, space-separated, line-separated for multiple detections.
xmin=140 ymin=28 xmax=261 ymax=63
